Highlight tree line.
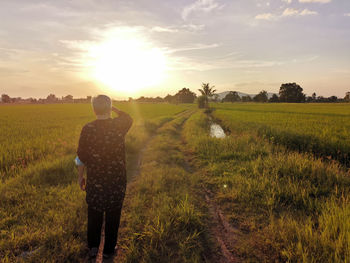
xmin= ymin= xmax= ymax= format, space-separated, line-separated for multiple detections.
xmin=1 ymin=82 xmax=349 ymax=105
xmin=221 ymin=83 xmax=349 ymax=103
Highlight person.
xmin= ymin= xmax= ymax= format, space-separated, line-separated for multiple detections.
xmin=77 ymin=95 xmax=133 ymax=261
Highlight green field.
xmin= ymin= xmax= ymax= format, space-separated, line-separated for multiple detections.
xmin=0 ymin=103 xmax=192 ymax=262
xmin=212 ymin=103 xmax=350 ymax=166
xmin=0 ymin=102 xmax=349 ymax=262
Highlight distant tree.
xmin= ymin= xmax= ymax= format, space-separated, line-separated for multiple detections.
xmin=46 ymin=94 xmax=58 ymax=102
xmin=163 ymin=94 xmax=174 ymax=103
xmin=312 ymin=92 xmax=316 ymax=101
xmin=63 ymin=95 xmax=73 ymax=103
xmin=253 ymin=90 xmax=268 ymax=102
xmin=328 ymin=96 xmax=338 ymax=102
xmin=344 ymin=92 xmax=350 ymax=102
xmin=269 ymin=94 xmax=279 ymax=103
xmin=1 ymin=94 xmax=11 ymax=103
xmin=222 ymin=91 xmax=241 ymax=102
xmin=11 ymin=97 xmax=21 ymax=103
xmin=174 ymin=88 xmax=196 ymax=103
xmin=279 ymin=83 xmax=305 ymax=103
xmin=198 ymin=83 xmax=216 ymax=108
xmin=317 ymin=96 xmax=326 ymax=102
xmin=241 ymin=95 xmax=252 ymax=102
xmin=197 ymin=96 xmax=207 ymax=108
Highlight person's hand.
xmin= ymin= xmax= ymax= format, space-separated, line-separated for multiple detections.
xmin=78 ymin=176 xmax=86 ymax=191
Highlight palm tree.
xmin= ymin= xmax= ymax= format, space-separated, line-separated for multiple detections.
xmin=198 ymin=83 xmax=216 ymax=108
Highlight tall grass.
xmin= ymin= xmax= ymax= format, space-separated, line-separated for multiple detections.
xmin=0 ymin=103 xmax=193 ymax=262
xmin=212 ymin=103 xmax=350 ymax=166
xmin=183 ymin=109 xmax=350 ymax=262
xmin=119 ymin=111 xmax=210 ymax=263
xmin=0 ymin=103 xmax=191 ymax=179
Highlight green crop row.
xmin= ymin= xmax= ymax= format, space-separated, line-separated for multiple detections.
xmin=0 ymin=103 xmax=193 ymax=262
xmin=183 ymin=109 xmax=350 ymax=262
xmin=212 ymin=103 xmax=350 ymax=166
xmin=0 ymin=103 xmax=191 ymax=180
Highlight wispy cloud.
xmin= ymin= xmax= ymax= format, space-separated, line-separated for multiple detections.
xmin=255 ymin=13 xmax=277 ymax=21
xmin=151 ymin=26 xmax=178 ymax=33
xmin=300 ymin=9 xmax=318 ymax=15
xmin=282 ymin=8 xmax=318 ymax=16
xmin=299 ymin=0 xmax=331 ymax=3
xmin=169 ymin=52 xmax=318 ymax=72
xmin=282 ymin=0 xmax=292 ymax=4
xmin=166 ymin=43 xmax=220 ymax=54
xmin=256 ymin=7 xmax=318 ymax=20
xmin=282 ymin=8 xmax=300 ymax=16
xmin=151 ymin=24 xmax=205 ymax=33
xmin=182 ymin=0 xmax=223 ymax=20
xmin=344 ymin=13 xmax=350 ymax=17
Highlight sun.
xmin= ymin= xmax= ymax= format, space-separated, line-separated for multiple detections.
xmin=86 ymin=28 xmax=168 ymax=96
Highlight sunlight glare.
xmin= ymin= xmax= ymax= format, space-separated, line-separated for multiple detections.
xmin=87 ymin=28 xmax=167 ymax=96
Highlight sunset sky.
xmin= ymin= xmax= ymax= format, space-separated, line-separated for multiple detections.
xmin=1 ymin=0 xmax=350 ymax=99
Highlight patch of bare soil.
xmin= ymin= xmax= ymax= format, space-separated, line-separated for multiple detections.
xmin=181 ymin=145 xmax=242 ymax=263
xmin=203 ymin=187 xmax=241 ymax=263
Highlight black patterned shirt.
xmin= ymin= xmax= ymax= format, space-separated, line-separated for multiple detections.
xmin=77 ymin=111 xmax=133 ymax=211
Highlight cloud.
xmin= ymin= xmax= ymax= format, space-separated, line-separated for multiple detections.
xmin=345 ymin=13 xmax=350 ymax=17
xmin=182 ymin=0 xmax=223 ymax=20
xmin=282 ymin=8 xmax=318 ymax=16
xmin=255 ymin=13 xmax=276 ymax=20
xmin=282 ymin=8 xmax=300 ymax=16
xmin=151 ymin=24 xmax=205 ymax=33
xmin=256 ymin=7 xmax=317 ymax=21
xmin=282 ymin=0 xmax=292 ymax=4
xmin=167 ymin=43 xmax=220 ymax=54
xmin=151 ymin=26 xmax=178 ymax=33
xmin=181 ymin=24 xmax=205 ymax=31
xmin=298 ymin=0 xmax=331 ymax=3
xmin=300 ymin=9 xmax=318 ymax=15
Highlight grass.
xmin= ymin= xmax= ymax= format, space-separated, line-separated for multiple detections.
xmin=118 ymin=110 xmax=210 ymax=263
xmin=183 ymin=107 xmax=350 ymax=262
xmin=0 ymin=103 xmax=193 ymax=262
xmin=0 ymin=103 xmax=191 ymax=179
xmin=212 ymin=103 xmax=350 ymax=166
xmin=1 ymin=102 xmax=349 ymax=262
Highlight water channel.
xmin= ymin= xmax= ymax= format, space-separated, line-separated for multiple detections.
xmin=210 ymin=123 xmax=226 ymax=138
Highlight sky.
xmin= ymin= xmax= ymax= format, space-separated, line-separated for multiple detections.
xmin=0 ymin=0 xmax=350 ymax=99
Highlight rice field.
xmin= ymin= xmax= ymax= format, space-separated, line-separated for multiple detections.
xmin=0 ymin=102 xmax=349 ymax=262
xmin=0 ymin=103 xmax=193 ymax=262
xmin=212 ymin=103 xmax=350 ymax=166
xmin=184 ymin=103 xmax=350 ymax=262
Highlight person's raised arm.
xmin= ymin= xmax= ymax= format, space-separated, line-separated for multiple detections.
xmin=112 ymin=106 xmax=133 ymax=135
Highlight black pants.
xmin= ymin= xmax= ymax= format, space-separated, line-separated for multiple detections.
xmin=87 ymin=206 xmax=122 ymax=254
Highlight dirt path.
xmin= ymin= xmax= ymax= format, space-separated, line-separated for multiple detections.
xmin=182 ymin=146 xmax=241 ymax=263
xmin=93 ymin=110 xmax=240 ymax=263
xmin=203 ymin=188 xmax=241 ymax=263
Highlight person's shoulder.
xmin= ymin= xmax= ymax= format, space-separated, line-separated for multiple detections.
xmin=82 ymin=120 xmax=97 ymax=131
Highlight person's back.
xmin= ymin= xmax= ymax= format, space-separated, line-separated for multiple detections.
xmin=77 ymin=95 xmax=132 ymax=260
